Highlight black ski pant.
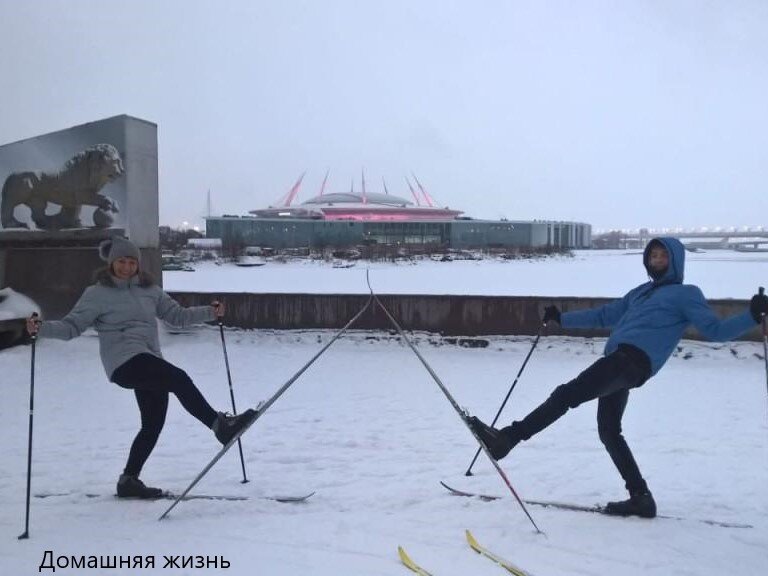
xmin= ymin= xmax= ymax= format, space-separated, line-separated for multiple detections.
xmin=111 ymin=353 xmax=218 ymax=477
xmin=511 ymin=345 xmax=652 ymax=495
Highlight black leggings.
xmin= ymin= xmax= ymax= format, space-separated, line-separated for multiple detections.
xmin=111 ymin=353 xmax=218 ymax=477
xmin=513 ymin=346 xmax=651 ymax=494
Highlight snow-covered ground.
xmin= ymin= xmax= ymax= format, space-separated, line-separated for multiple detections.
xmin=1 ymin=325 xmax=767 ymax=575
xmin=2 ymin=250 xmax=766 ymax=575
xmin=163 ymin=249 xmax=767 ymax=299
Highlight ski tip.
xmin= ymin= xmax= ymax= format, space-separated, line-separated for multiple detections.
xmin=397 ymin=545 xmax=410 ymax=563
xmin=440 ymin=481 xmax=501 ymax=502
xmin=439 ymin=480 xmax=467 ymax=495
xmin=465 ymin=529 xmax=480 ymax=549
xmin=397 ymin=545 xmax=434 ymax=576
xmin=271 ymin=491 xmax=316 ymax=503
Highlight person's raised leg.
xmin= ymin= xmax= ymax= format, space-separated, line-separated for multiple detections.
xmin=154 ymin=357 xmax=258 ymax=444
xmin=470 ymin=351 xmax=632 ymax=460
xmin=114 ymin=353 xmax=217 ymax=427
xmin=114 ymin=353 xmax=257 ymax=447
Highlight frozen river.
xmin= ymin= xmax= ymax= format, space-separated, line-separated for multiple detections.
xmin=164 ymin=249 xmax=767 ymax=299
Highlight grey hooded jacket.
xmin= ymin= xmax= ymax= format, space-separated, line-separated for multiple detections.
xmin=39 ymin=271 xmax=215 ymax=379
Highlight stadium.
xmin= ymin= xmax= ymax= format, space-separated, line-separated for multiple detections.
xmin=205 ymin=174 xmax=591 ymax=251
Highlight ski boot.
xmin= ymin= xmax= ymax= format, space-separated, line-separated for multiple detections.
xmin=212 ymin=408 xmax=258 ymax=445
xmin=603 ymin=491 xmax=657 ymax=518
xmin=467 ymin=417 xmax=519 ymax=460
xmin=116 ymin=474 xmax=163 ymax=499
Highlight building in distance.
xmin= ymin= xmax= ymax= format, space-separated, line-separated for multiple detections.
xmin=205 ymin=173 xmax=591 ymax=252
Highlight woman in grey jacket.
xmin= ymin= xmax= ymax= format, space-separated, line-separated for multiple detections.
xmin=27 ymin=237 xmax=255 ymax=498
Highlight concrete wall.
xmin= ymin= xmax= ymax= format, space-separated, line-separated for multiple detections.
xmin=1 ymin=235 xmax=161 ymax=320
xmin=123 ymin=117 xmax=160 ymax=248
xmin=168 ymin=292 xmax=761 ymax=342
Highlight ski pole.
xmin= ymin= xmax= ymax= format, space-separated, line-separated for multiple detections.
xmin=465 ymin=324 xmax=544 ymax=476
xmin=370 ymin=292 xmax=543 ymax=534
xmin=217 ymin=314 xmax=249 ymax=484
xmin=19 ymin=313 xmax=38 ymax=540
xmin=759 ymin=287 xmax=768 ymax=410
xmin=365 ymin=272 xmax=543 ymax=534
xmin=160 ymin=295 xmax=374 ymax=520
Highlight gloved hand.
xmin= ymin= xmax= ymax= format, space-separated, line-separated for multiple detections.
xmin=211 ymin=300 xmax=225 ymax=319
xmin=26 ymin=313 xmax=40 ymax=336
xmin=542 ymin=305 xmax=561 ymax=325
xmin=750 ymin=291 xmax=768 ymax=324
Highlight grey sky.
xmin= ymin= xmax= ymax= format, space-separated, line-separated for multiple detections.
xmin=1 ymin=0 xmax=766 ymax=230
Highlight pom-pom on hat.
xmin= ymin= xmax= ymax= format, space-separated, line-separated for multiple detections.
xmin=98 ymin=236 xmax=141 ymax=266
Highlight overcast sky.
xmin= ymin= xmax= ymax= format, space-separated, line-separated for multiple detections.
xmin=1 ymin=0 xmax=766 ymax=231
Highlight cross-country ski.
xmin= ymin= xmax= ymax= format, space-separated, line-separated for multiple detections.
xmin=465 ymin=530 xmax=533 ymax=576
xmin=34 ymin=491 xmax=315 ymax=503
xmin=397 ymin=546 xmax=434 ymax=576
xmin=522 ymin=498 xmax=754 ymax=530
xmin=441 ymin=482 xmax=753 ymax=529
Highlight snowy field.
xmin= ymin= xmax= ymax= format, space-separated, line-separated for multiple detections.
xmin=1 ymin=326 xmax=767 ymax=576
xmin=163 ymin=249 xmax=768 ymax=299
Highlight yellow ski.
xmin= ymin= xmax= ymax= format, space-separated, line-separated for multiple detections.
xmin=465 ymin=530 xmax=533 ymax=576
xmin=397 ymin=546 xmax=434 ymax=576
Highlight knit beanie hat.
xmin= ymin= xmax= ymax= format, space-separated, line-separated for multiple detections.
xmin=98 ymin=236 xmax=141 ymax=266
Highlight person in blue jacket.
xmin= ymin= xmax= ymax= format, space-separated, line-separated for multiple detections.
xmin=470 ymin=237 xmax=768 ymax=518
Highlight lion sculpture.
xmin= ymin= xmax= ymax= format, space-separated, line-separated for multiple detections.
xmin=1 ymin=143 xmax=124 ymax=230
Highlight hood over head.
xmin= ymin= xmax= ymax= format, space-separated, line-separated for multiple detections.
xmin=643 ymin=237 xmax=685 ymax=284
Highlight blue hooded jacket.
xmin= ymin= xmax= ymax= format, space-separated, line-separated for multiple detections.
xmin=561 ymin=237 xmax=756 ymax=376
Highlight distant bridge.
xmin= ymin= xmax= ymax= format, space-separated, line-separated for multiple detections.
xmin=592 ymin=228 xmax=768 ymax=251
